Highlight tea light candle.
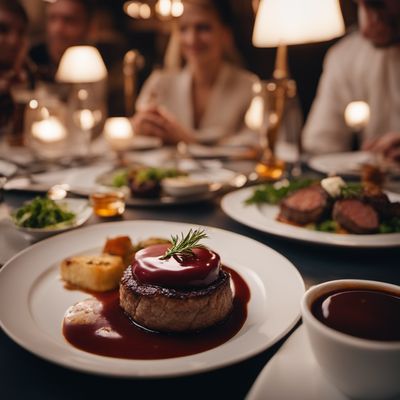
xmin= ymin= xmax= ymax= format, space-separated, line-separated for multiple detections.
xmin=31 ymin=116 xmax=67 ymax=143
xmin=104 ymin=117 xmax=134 ymax=150
xmin=77 ymin=109 xmax=96 ymax=130
xmin=344 ymin=101 xmax=370 ymax=131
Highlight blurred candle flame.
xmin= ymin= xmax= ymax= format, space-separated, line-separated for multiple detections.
xmin=31 ymin=116 xmax=67 ymax=143
xmin=344 ymin=101 xmax=370 ymax=131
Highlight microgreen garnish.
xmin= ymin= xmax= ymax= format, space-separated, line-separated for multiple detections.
xmin=160 ymin=228 xmax=208 ymax=260
xmin=340 ymin=182 xmax=363 ymax=199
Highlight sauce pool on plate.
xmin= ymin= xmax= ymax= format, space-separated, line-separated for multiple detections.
xmin=63 ymin=266 xmax=250 ymax=359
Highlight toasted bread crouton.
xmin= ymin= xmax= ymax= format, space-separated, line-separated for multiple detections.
xmin=60 ymin=254 xmax=124 ymax=291
xmin=103 ymin=236 xmax=135 ymax=267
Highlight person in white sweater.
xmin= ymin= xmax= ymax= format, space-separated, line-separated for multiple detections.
xmin=303 ymin=0 xmax=400 ymax=167
xmin=131 ymin=0 xmax=259 ymax=147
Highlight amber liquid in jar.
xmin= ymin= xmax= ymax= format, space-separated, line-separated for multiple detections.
xmin=90 ymin=191 xmax=125 ymax=217
xmin=255 ymin=159 xmax=285 ymax=181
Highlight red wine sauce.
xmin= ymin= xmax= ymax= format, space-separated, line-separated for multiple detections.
xmin=63 ymin=267 xmax=250 ymax=359
xmin=312 ymin=289 xmax=400 ymax=341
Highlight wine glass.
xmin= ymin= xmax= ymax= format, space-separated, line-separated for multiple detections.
xmin=67 ymin=85 xmax=106 ymax=162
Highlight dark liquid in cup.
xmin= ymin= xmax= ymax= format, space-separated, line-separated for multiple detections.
xmin=311 ymin=289 xmax=400 ymax=341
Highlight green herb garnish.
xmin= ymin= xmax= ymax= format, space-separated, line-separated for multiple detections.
xmin=340 ymin=182 xmax=363 ymax=199
xmin=112 ymin=170 xmax=129 ymax=187
xmin=161 ymin=228 xmax=208 ymax=260
xmin=112 ymin=167 xmax=185 ymax=187
xmin=134 ymin=167 xmax=184 ymax=185
xmin=379 ymin=217 xmax=400 ymax=233
xmin=316 ymin=219 xmax=339 ymax=233
xmin=13 ymin=197 xmax=75 ymax=228
xmin=245 ymin=178 xmax=316 ymax=205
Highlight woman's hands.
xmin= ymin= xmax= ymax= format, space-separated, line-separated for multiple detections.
xmin=363 ymin=132 xmax=400 ymax=167
xmin=132 ymin=105 xmax=194 ymax=145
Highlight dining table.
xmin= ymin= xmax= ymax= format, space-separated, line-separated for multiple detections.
xmin=1 ymin=156 xmax=399 ymax=400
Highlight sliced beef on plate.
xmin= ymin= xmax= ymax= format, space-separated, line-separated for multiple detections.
xmin=280 ymin=185 xmax=330 ymax=225
xmin=333 ymin=199 xmax=379 ymax=234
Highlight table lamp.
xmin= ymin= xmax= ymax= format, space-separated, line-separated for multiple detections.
xmin=56 ymin=46 xmax=108 ymax=158
xmin=252 ymin=0 xmax=345 ymax=180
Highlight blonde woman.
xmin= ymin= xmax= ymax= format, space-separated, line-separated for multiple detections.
xmin=131 ymin=0 xmax=259 ymax=147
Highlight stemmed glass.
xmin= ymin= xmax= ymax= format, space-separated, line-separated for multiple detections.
xmin=252 ymin=79 xmax=300 ymax=181
xmin=70 ymin=87 xmax=105 ymax=161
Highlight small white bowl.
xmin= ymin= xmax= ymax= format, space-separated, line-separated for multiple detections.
xmin=12 ymin=198 xmax=92 ymax=241
xmin=162 ymin=176 xmax=210 ymax=197
xmin=301 ymin=279 xmax=400 ymax=400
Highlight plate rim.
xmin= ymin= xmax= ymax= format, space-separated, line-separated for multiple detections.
xmin=0 ymin=219 xmax=304 ymax=378
xmin=307 ymin=151 xmax=372 ymax=176
xmin=221 ymin=186 xmax=400 ymax=248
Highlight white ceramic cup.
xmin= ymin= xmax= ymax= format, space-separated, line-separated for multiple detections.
xmin=301 ymin=279 xmax=400 ymax=400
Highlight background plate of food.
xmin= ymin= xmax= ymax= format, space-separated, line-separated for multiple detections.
xmin=221 ymin=177 xmax=400 ymax=248
xmin=96 ymin=165 xmax=238 ymax=206
xmin=0 ymin=220 xmax=304 ymax=378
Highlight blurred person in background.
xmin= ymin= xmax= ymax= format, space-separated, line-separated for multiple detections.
xmin=131 ymin=0 xmax=259 ymax=147
xmin=303 ymin=0 xmax=400 ymax=168
xmin=0 ymin=0 xmax=32 ymax=135
xmin=29 ymin=0 xmax=92 ymax=81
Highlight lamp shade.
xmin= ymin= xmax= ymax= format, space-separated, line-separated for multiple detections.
xmin=56 ymin=46 xmax=107 ymax=83
xmin=253 ymin=0 xmax=345 ymax=47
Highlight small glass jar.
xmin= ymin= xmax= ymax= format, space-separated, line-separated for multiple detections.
xmin=90 ymin=190 xmax=126 ymax=217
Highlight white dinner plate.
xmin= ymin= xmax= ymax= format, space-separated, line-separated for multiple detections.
xmin=246 ymin=326 xmax=347 ymax=400
xmin=11 ymin=198 xmax=92 ymax=241
xmin=221 ymin=186 xmax=400 ymax=248
xmin=307 ymin=151 xmax=375 ymax=176
xmin=0 ymin=220 xmax=304 ymax=378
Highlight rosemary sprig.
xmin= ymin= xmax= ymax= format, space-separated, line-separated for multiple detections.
xmin=160 ymin=228 xmax=208 ymax=260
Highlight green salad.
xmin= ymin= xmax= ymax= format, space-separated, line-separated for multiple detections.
xmin=13 ymin=197 xmax=75 ymax=229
